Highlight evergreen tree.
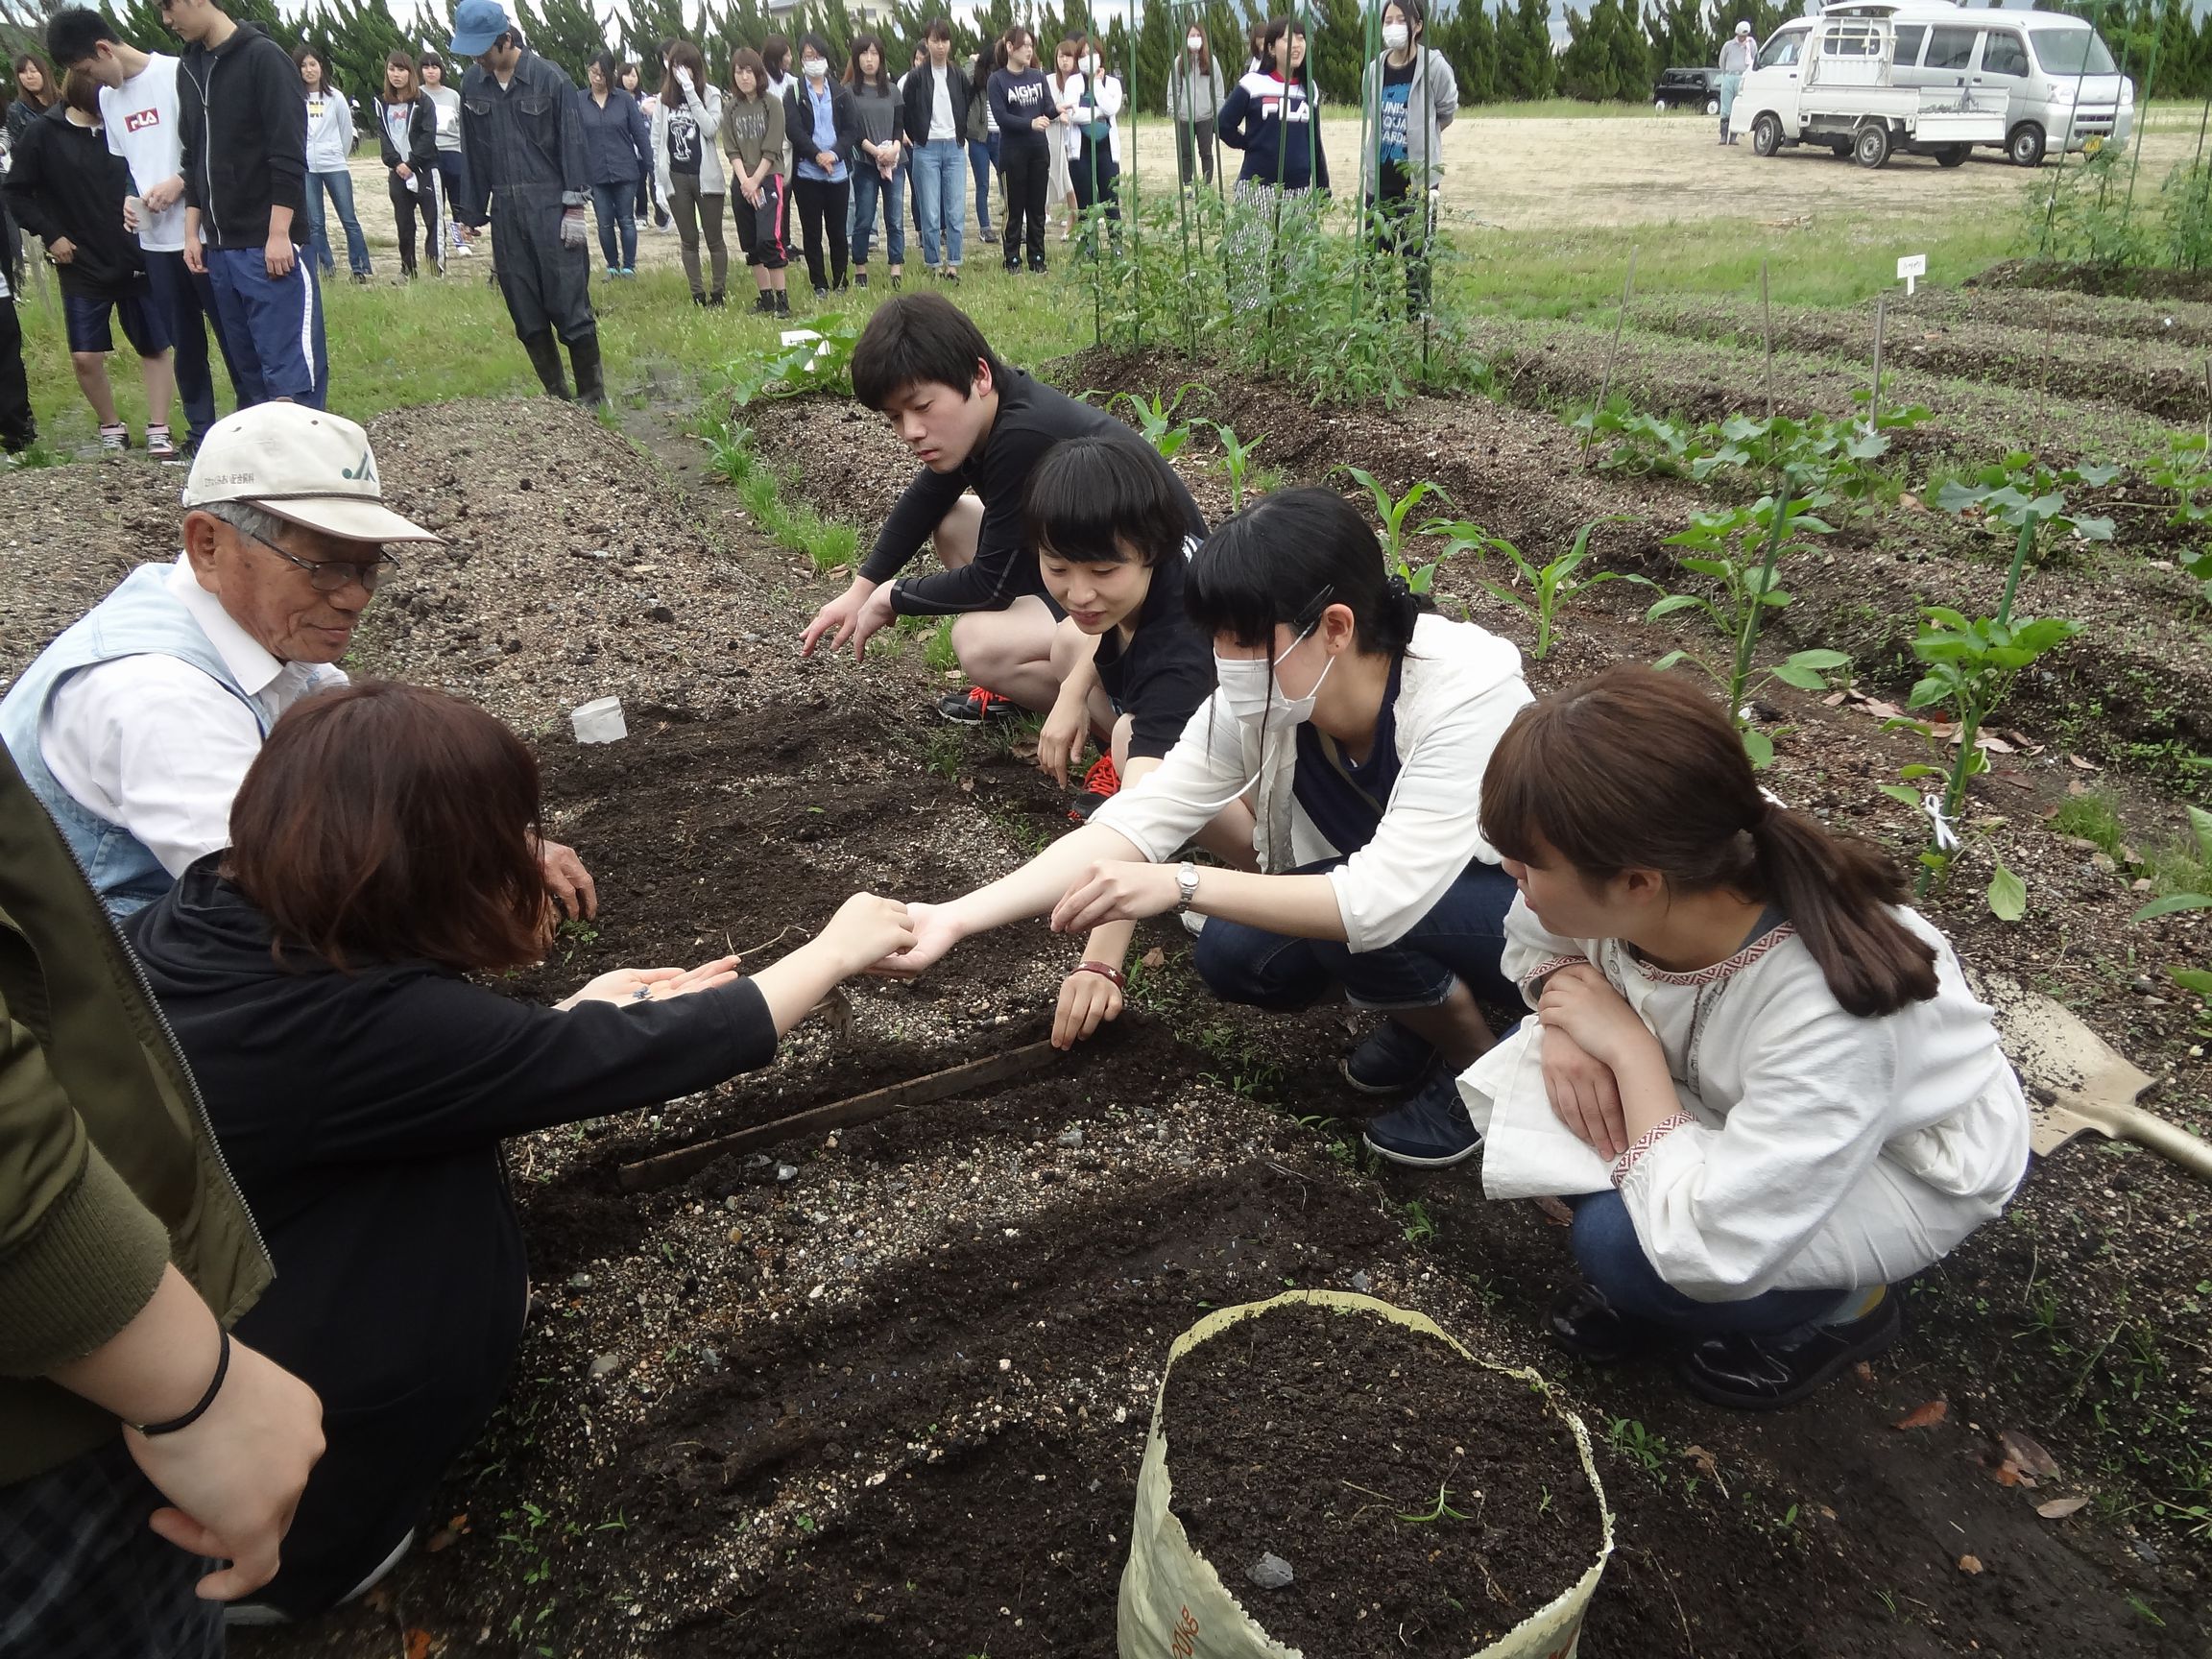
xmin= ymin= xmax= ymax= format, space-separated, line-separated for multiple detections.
xmin=1305 ymin=0 xmax=1365 ymax=104
xmin=1556 ymin=0 xmax=1608 ymax=99
xmin=1432 ymin=0 xmax=1499 ymax=106
xmin=514 ymin=0 xmax=609 ymax=78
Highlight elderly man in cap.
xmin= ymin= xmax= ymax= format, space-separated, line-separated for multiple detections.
xmin=1717 ymin=19 xmax=1758 ymax=145
xmin=0 ymin=403 xmax=596 ymax=920
xmin=446 ymin=0 xmax=603 ymax=405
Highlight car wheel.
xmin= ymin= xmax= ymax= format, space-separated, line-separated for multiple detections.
xmin=1936 ymin=144 xmax=1969 ymax=168
xmin=1655 ymin=97 xmax=1670 ymax=110
xmin=2008 ymin=123 xmax=2045 ymax=167
xmin=1705 ymin=97 xmax=1720 ymax=116
xmin=1751 ymin=112 xmax=1783 ymax=156
xmin=1854 ymin=122 xmax=1892 ymax=169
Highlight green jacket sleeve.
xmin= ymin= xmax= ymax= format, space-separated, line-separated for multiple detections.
xmin=0 ymin=1007 xmax=171 ymax=1377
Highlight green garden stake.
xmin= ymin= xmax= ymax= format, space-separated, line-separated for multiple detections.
xmin=1579 ymin=246 xmax=1636 ymax=469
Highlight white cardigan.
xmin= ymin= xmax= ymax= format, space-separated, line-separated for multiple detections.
xmin=1091 ymin=613 xmax=1529 ymax=952
xmin=1489 ymin=898 xmax=2031 ymax=1301
xmin=1061 ymin=71 xmax=1125 ymax=164
xmin=652 ymin=81 xmax=727 ymax=196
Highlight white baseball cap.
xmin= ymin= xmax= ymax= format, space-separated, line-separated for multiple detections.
xmin=1735 ymin=19 xmax=1752 ymax=33
xmin=182 ymin=405 xmax=442 ymax=546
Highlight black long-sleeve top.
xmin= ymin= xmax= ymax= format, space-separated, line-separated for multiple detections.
xmin=4 ymin=105 xmax=145 ymax=298
xmin=179 ymin=21 xmax=308 ymax=248
xmin=858 ymin=368 xmax=1208 ymax=617
xmin=988 ymin=65 xmax=1057 ymax=143
xmin=126 ymin=855 xmax=780 ymax=1599
xmin=453 ymin=50 xmax=589 ymax=224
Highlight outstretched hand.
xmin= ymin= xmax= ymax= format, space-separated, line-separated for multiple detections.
xmin=561 ymin=955 xmax=740 ymax=1009
xmin=866 ymin=900 xmax=962 ymax=977
xmin=1052 ymin=967 xmax=1122 ymax=1049
xmin=800 ymin=578 xmax=894 ymax=661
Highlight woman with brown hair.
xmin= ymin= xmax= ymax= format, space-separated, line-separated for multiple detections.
xmin=6 ymin=52 xmax=57 ymax=144
xmin=653 ymin=37 xmax=727 ymax=305
xmin=373 ymin=50 xmax=439 ymax=278
xmin=1471 ymin=663 xmax=2030 ymax=1408
xmin=127 ymin=681 xmax=913 ymax=1620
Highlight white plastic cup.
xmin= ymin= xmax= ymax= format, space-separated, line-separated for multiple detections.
xmin=570 ymin=696 xmax=627 ymax=744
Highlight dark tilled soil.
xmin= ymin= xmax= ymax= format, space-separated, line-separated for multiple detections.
xmin=1165 ymin=1301 xmax=1603 ymax=1656
xmin=1978 ymin=256 xmax=2212 ymax=308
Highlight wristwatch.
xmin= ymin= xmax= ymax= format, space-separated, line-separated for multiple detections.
xmin=1175 ymin=861 xmax=1201 ymax=913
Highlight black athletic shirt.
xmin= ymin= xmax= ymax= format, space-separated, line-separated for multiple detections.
xmin=858 ymin=368 xmax=1208 ymax=617
xmin=1093 ymin=536 xmax=1214 ymax=761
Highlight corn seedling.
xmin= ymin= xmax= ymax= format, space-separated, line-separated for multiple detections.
xmin=1334 ymin=466 xmax=1451 ymax=591
xmin=1113 ymin=384 xmax=1204 ymax=462
xmin=2131 ymin=805 xmax=2212 ymax=998
xmin=1434 ymin=515 xmax=1633 ymax=661
xmin=1882 ymin=517 xmax=2082 ymax=915
xmin=1209 ymin=421 xmax=1268 ymax=515
xmin=1640 ymin=483 xmax=1847 ymax=768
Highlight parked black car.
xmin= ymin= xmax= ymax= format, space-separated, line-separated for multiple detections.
xmin=1653 ymin=66 xmax=1722 ymax=113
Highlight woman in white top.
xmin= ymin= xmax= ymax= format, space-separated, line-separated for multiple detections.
xmin=878 ymin=489 xmax=1533 ymax=1153
xmin=292 ymin=47 xmax=371 ymax=282
xmin=1168 ymin=26 xmax=1227 ymax=188
xmin=1476 ymin=664 xmax=2030 ymax=1408
xmin=1046 ymin=39 xmax=1078 ymax=238
xmin=1064 ymin=35 xmax=1123 ymax=244
xmin=652 ymin=40 xmax=728 ymax=306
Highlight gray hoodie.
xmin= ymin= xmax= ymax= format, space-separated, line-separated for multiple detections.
xmin=1357 ymin=46 xmax=1457 ymax=198
xmin=302 ymin=84 xmax=355 ymax=173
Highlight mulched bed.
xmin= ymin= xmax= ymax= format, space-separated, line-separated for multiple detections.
xmin=1166 ymin=1301 xmax=1602 ymax=1655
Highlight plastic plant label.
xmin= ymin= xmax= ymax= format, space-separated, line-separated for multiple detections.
xmin=1896 ymin=252 xmax=1926 ymax=295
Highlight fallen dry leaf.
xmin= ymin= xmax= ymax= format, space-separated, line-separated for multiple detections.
xmin=425 ymin=1527 xmax=459 ymax=1554
xmin=1140 ymin=947 xmax=1166 ymax=970
xmin=2068 ymin=754 xmax=2102 ymax=771
xmin=1899 ymin=491 xmax=1923 ymax=511
xmin=1821 ymin=690 xmax=1847 ymax=707
xmin=2036 ymin=1496 xmax=2091 ymax=1519
xmin=405 ymin=1630 xmax=435 ymax=1659
xmin=1894 ymin=1398 xmax=1949 ymax=1431
xmin=1681 ymin=1444 xmax=1719 ymax=1478
xmin=1533 ymin=1194 xmax=1575 ymax=1226
xmin=1853 ymin=1361 xmax=1877 ymax=1386
xmin=1958 ymin=1554 xmax=1984 ymax=1575
xmin=2000 ymin=1429 xmax=2060 ymax=1480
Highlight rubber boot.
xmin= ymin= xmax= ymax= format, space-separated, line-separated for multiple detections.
xmin=568 ymin=331 xmax=606 ymax=409
xmin=521 ymin=330 xmax=569 ymax=399
xmin=1719 ymin=117 xmax=1729 ymax=145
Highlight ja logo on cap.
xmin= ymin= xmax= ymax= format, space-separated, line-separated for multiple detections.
xmin=342 ymin=449 xmax=377 ymax=484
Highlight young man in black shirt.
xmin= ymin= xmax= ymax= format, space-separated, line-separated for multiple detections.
xmin=799 ymin=292 xmax=1205 ymax=723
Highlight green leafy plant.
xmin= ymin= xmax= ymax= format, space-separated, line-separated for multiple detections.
xmin=2131 ymin=805 xmax=2212 ymax=998
xmin=1934 ymin=452 xmax=2118 ymax=562
xmin=1433 ymin=515 xmax=1633 ymax=661
xmin=1640 ymin=484 xmax=1848 ymax=767
xmin=1570 ymin=400 xmax=1702 ymax=478
xmin=1209 ymin=421 xmax=1268 ymax=514
xmin=714 ymin=312 xmax=862 ymax=407
xmin=1881 ymin=517 xmax=2082 ymax=915
xmin=1335 ymin=466 xmax=1450 ymax=591
xmin=704 ymin=419 xmax=858 ymax=572
xmin=1113 ymin=384 xmax=1203 ymax=462
xmin=2148 ymin=432 xmax=2212 ymax=529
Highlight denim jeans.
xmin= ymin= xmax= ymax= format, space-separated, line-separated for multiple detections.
xmin=911 ymin=137 xmax=965 ymax=267
xmin=852 ymin=156 xmax=905 ymax=267
xmin=302 ymin=169 xmax=371 ymax=277
xmin=1569 ymin=1191 xmax=1850 ymax=1337
xmin=969 ymin=134 xmax=998 ymax=232
xmin=589 ymin=180 xmax=637 ymax=269
xmin=1192 ymin=857 xmax=1520 ymax=1013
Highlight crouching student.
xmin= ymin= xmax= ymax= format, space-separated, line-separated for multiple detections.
xmin=872 ymin=488 xmax=1533 ymax=1154
xmin=127 ymin=681 xmax=914 ymax=1620
xmin=1024 ymin=435 xmax=1254 ymax=1046
xmin=1474 ymin=664 xmax=2031 ymax=1408
xmin=799 ymin=292 xmax=1206 ymax=726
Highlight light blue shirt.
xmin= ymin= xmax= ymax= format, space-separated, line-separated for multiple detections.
xmin=794 ymin=81 xmax=845 ymax=181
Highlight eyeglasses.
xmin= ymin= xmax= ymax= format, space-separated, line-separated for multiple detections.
xmin=233 ymin=524 xmax=400 ymax=593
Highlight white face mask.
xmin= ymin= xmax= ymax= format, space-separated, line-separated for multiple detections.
xmin=803 ymin=57 xmax=829 ymax=79
xmin=1215 ymin=629 xmax=1334 ymax=732
xmin=1188 ymin=35 xmax=1203 ymax=52
xmin=1086 ymin=56 xmax=1101 ymax=76
xmin=1382 ymin=22 xmax=1410 ymax=49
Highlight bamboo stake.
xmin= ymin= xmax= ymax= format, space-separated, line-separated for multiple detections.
xmin=1579 ymin=246 xmax=1637 ymax=469
xmin=1761 ymin=256 xmax=1775 ymax=424
xmin=1868 ymin=290 xmax=1887 ymax=432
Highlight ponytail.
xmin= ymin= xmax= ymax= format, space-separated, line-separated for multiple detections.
xmin=1481 ymin=666 xmax=1938 ymax=1018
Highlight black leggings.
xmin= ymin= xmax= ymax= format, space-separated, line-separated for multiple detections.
xmin=999 ymin=134 xmax=1049 ymax=268
xmin=388 ymin=170 xmax=439 ymax=276
xmin=791 ymin=176 xmax=850 ymax=291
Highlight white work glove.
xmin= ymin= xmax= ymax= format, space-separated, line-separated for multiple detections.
xmin=560 ymin=205 xmax=588 ymax=249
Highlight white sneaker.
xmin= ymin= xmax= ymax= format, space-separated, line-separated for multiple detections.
xmin=453 ymin=240 xmax=474 ymax=257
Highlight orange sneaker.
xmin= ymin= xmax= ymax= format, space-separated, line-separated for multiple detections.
xmin=1081 ymin=755 xmax=1120 ymax=799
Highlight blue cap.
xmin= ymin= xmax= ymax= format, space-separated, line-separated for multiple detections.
xmin=448 ymin=0 xmax=512 ymax=56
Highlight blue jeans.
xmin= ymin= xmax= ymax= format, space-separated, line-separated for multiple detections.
xmin=852 ymin=156 xmax=905 ymax=267
xmin=1193 ymin=857 xmax=1520 ymax=1013
xmin=204 ymin=247 xmax=326 ymax=408
xmin=589 ymin=181 xmax=637 ymax=269
xmin=301 ymin=170 xmax=372 ymax=277
xmin=1570 ymin=1190 xmax=1849 ymax=1337
xmin=969 ymin=134 xmax=998 ymax=233
xmin=911 ymin=138 xmax=965 ymax=268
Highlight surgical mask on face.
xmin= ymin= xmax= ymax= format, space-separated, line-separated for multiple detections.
xmin=804 ymin=56 xmax=829 ymax=78
xmin=1215 ymin=629 xmax=1334 ymax=732
xmin=1086 ymin=56 xmax=1101 ymax=75
xmin=1382 ymin=22 xmax=1409 ymax=49
xmin=1188 ymin=35 xmax=1203 ymax=51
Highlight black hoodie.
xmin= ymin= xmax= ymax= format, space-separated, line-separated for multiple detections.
xmin=178 ymin=20 xmax=309 ymax=249
xmin=4 ymin=104 xmax=145 ymax=299
xmin=126 ymin=857 xmax=778 ymax=1615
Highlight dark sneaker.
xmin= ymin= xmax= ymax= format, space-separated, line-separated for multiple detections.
xmin=1677 ymin=1290 xmax=1902 ymax=1410
xmin=854 ymin=271 xmax=869 ymax=289
xmin=1548 ymin=1281 xmax=1659 ymax=1364
xmin=754 ymin=294 xmax=774 ymax=314
xmin=1362 ymin=1072 xmax=1482 ymax=1168
xmin=936 ymin=685 xmax=1017 ymax=724
xmin=1341 ymin=1019 xmax=1434 ymax=1095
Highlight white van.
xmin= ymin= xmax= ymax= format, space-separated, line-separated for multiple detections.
xmin=1740 ymin=1 xmax=2133 ymax=168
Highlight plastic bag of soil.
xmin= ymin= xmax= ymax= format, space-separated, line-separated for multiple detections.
xmin=1117 ymin=1290 xmax=1613 ymax=1659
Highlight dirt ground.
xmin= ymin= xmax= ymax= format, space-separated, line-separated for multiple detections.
xmin=4 ymin=271 xmax=2210 ymax=1653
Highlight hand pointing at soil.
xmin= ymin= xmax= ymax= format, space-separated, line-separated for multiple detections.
xmin=538 ymin=838 xmax=598 ymax=919
xmin=801 ymin=576 xmax=895 ymax=661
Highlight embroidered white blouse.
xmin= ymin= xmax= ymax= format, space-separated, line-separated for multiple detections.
xmin=1494 ymin=896 xmax=2032 ymax=1301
